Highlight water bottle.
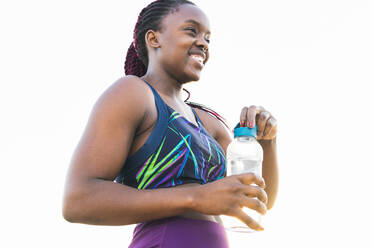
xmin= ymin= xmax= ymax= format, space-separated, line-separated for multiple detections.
xmin=222 ymin=124 xmax=264 ymax=233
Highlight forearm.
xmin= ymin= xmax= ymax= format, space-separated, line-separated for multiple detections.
xmin=259 ymin=137 xmax=279 ymax=210
xmin=62 ymin=179 xmax=195 ymax=225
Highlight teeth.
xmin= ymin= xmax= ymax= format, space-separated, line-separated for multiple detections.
xmin=191 ymin=55 xmax=204 ymax=64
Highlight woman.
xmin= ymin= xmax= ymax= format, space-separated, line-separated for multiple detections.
xmin=62 ymin=0 xmax=278 ymax=247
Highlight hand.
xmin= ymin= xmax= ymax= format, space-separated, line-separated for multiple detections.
xmin=192 ymin=173 xmax=268 ymax=231
xmin=240 ymin=105 xmax=277 ymax=140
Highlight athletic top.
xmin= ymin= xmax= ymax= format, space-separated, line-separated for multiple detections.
xmin=115 ymin=80 xmax=226 ymax=189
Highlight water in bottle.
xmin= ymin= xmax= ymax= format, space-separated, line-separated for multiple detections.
xmin=222 ymin=124 xmax=264 ymax=233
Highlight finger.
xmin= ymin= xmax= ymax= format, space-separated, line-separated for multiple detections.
xmin=237 ymin=173 xmax=266 ymax=189
xmin=253 ymin=105 xmax=265 ymax=128
xmin=248 ymin=105 xmax=266 ymax=128
xmin=234 ymin=208 xmax=264 ymax=231
xmin=246 ymin=105 xmax=257 ymax=128
xmin=263 ymin=117 xmax=278 ymax=140
xmin=242 ymin=196 xmax=267 ymax=215
xmin=243 ymin=185 xmax=268 ymax=205
xmin=240 ymin=107 xmax=249 ymax=127
xmin=256 ymin=111 xmax=271 ymax=139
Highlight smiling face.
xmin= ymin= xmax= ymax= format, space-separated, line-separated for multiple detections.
xmin=153 ymin=4 xmax=211 ymax=83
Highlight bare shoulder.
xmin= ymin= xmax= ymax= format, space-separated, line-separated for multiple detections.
xmin=88 ymin=75 xmax=157 ymax=127
xmin=193 ymin=107 xmax=233 ymax=153
xmin=67 ymin=76 xmax=156 ymax=181
xmin=95 ymin=75 xmax=153 ymax=114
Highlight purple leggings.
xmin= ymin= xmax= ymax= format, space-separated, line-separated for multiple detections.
xmin=128 ymin=216 xmax=230 ymax=248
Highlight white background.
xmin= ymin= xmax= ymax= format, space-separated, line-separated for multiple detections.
xmin=1 ymin=0 xmax=371 ymax=247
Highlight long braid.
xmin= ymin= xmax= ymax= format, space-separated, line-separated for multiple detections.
xmin=124 ymin=0 xmax=230 ymax=129
xmin=186 ymin=101 xmax=230 ymax=129
xmin=124 ymin=42 xmax=147 ymax=77
xmin=182 ymin=88 xmax=230 ymax=129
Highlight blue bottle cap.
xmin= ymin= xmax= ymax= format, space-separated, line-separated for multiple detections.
xmin=234 ymin=123 xmax=257 ymax=138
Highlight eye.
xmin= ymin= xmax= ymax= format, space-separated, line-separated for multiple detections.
xmin=185 ymin=27 xmax=197 ymax=36
xmin=205 ymin=37 xmax=210 ymax=44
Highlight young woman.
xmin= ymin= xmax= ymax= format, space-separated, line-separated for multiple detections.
xmin=62 ymin=0 xmax=278 ymax=247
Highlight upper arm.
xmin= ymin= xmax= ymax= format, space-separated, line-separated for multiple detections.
xmin=194 ymin=108 xmax=233 ymax=154
xmin=66 ymin=76 xmax=153 ymax=185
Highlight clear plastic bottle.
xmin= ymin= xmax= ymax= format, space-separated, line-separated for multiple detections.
xmin=222 ymin=124 xmax=264 ymax=233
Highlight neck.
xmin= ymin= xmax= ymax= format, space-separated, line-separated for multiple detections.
xmin=141 ymin=68 xmax=184 ymax=101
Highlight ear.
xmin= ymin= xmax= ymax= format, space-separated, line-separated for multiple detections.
xmin=145 ymin=30 xmax=161 ymax=49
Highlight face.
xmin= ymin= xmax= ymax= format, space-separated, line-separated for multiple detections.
xmin=155 ymin=4 xmax=211 ymax=83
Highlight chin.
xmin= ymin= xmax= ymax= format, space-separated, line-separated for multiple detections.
xmin=184 ymin=70 xmax=202 ymax=83
xmin=180 ymin=76 xmax=200 ymax=84
xmin=177 ymin=65 xmax=203 ymax=83
xmin=190 ymin=74 xmax=201 ymax=82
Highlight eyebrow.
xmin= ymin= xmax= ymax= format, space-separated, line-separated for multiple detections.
xmin=184 ymin=19 xmax=211 ymax=34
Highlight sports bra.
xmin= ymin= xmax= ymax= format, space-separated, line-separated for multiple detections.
xmin=115 ymin=80 xmax=226 ymax=189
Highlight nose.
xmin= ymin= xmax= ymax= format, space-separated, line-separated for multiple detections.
xmin=196 ymin=36 xmax=209 ymax=53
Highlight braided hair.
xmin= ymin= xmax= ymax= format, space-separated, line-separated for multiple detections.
xmin=124 ymin=0 xmax=229 ymax=129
